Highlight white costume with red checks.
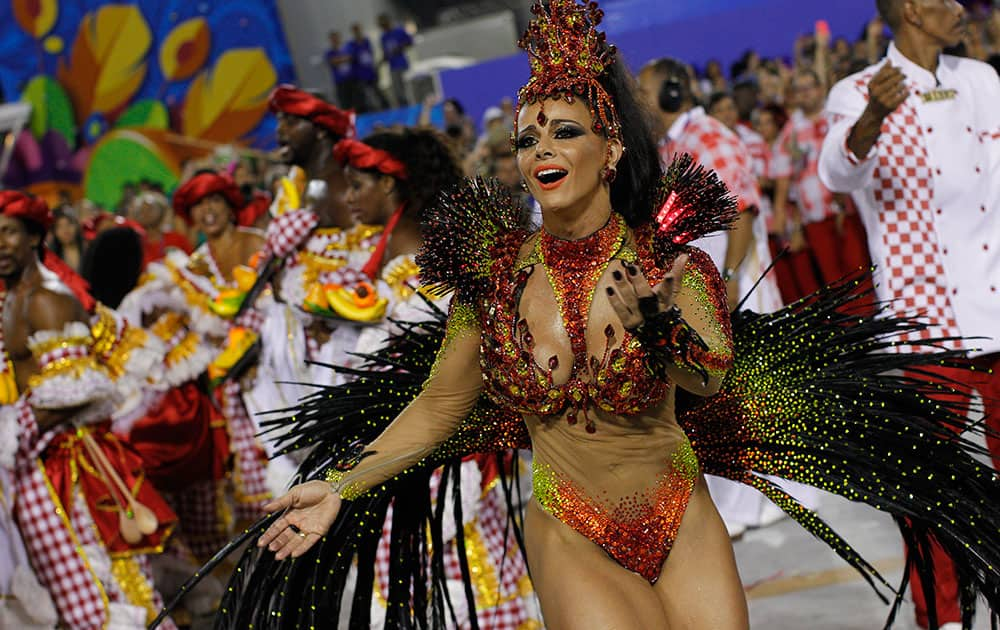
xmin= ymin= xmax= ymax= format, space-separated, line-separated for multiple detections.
xmin=660 ymin=107 xmax=782 ymax=315
xmin=774 ymin=109 xmax=840 ymax=225
xmin=819 ymin=42 xmax=1000 ymax=354
xmin=0 ymin=464 xmax=57 ymax=628
xmin=736 ymin=123 xmax=769 ymax=186
xmin=736 ymin=124 xmax=778 ymax=232
xmin=661 ymin=107 xmax=817 ymax=529
xmin=820 ymin=43 xmax=1000 ymax=627
xmin=2 ymin=309 xmax=177 ymax=629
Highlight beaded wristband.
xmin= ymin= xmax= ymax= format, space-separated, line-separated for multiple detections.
xmin=323 ymin=440 xmax=376 ymax=501
xmin=629 ymin=304 xmax=711 ymax=384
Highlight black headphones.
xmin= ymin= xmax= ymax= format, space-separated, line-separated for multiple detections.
xmin=658 ymin=75 xmax=685 ymax=113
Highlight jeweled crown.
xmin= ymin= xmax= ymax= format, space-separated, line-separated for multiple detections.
xmin=516 ymin=0 xmax=620 ymax=139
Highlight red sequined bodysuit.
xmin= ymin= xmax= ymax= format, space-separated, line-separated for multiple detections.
xmin=478 ymin=213 xmax=733 ymax=582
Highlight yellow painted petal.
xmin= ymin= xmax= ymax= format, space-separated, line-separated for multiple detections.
xmin=58 ymin=5 xmax=152 ymax=122
xmin=159 ymin=17 xmax=211 ymax=82
xmin=13 ymin=0 xmax=58 ymax=38
xmin=181 ymin=48 xmax=277 ymax=143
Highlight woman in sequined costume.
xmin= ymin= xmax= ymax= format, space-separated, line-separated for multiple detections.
xmin=258 ymin=2 xmax=748 ymax=627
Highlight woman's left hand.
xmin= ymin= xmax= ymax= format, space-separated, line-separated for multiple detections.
xmin=606 ymin=254 xmax=688 ymax=330
xmin=258 ymin=480 xmax=342 ymax=560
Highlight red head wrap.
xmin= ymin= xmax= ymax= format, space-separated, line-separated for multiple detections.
xmin=269 ymin=85 xmax=356 ymax=138
xmin=172 ymin=172 xmax=246 ymax=224
xmin=333 ymin=139 xmax=409 ymax=180
xmin=0 ymin=190 xmax=53 ymax=231
xmin=236 ymin=191 xmax=272 ymax=228
xmin=0 ymin=191 xmax=94 ymax=310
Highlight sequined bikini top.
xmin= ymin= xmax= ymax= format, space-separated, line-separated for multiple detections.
xmin=478 ymin=213 xmax=670 ymax=432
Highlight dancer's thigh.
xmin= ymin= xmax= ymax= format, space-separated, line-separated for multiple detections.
xmin=654 ymin=476 xmax=749 ymax=630
xmin=524 ymin=500 xmax=668 ymax=630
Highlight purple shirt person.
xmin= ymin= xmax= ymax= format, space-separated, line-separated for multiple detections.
xmin=346 ymin=34 xmax=376 ymax=83
xmin=347 ymin=23 xmax=388 ymax=112
xmin=380 ymin=26 xmax=412 ymax=71
xmin=325 ymin=31 xmax=353 ymax=86
xmin=377 ymin=13 xmax=413 ymax=106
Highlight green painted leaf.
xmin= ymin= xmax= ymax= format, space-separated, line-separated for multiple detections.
xmin=84 ymin=133 xmax=178 ymax=211
xmin=22 ymin=75 xmax=76 ymax=147
xmin=115 ymin=99 xmax=170 ymax=130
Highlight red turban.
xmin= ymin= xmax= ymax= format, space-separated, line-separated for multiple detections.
xmin=0 ymin=190 xmax=53 ymax=231
xmin=172 ymin=172 xmax=245 ymax=224
xmin=333 ymin=139 xmax=409 ymax=180
xmin=268 ymin=85 xmax=356 ymax=138
xmin=236 ymin=191 xmax=272 ymax=228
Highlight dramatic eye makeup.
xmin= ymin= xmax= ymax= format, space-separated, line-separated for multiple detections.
xmin=515 ymin=120 xmax=587 ymax=150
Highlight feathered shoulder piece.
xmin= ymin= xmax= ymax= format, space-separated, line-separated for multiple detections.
xmin=416 ymin=177 xmax=529 ymax=305
xmin=651 ymin=153 xmax=739 ymax=258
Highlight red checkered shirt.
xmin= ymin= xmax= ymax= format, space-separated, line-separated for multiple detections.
xmin=737 ymin=123 xmax=769 ymax=181
xmin=773 ymin=108 xmax=838 ymax=225
xmin=819 ymin=42 xmax=1000 ymax=354
xmin=660 ymin=107 xmax=762 ymax=213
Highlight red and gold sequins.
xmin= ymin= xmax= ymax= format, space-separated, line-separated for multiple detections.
xmin=532 ymin=440 xmax=700 ymax=583
xmin=479 ymin=213 xmax=670 ymax=429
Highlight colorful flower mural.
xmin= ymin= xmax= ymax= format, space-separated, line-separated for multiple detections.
xmin=0 ymin=0 xmax=295 ymax=210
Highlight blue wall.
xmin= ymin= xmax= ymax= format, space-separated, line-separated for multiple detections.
xmin=440 ymin=0 xmax=876 ymax=129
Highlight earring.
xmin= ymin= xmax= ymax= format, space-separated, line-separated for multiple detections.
xmin=520 ymin=180 xmax=529 ymax=192
xmin=602 ymin=167 xmax=617 ymax=183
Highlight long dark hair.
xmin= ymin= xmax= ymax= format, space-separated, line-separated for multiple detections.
xmin=81 ymin=227 xmax=143 ymax=308
xmin=359 ymin=128 xmax=463 ymax=217
xmin=49 ymin=209 xmax=85 ymax=265
xmin=598 ymin=57 xmax=662 ymax=227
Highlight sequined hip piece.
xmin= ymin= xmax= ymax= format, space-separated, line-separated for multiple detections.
xmin=531 ymin=440 xmax=699 ymax=583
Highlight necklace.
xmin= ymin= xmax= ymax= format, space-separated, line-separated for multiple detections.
xmin=537 ymin=212 xmax=625 ymax=371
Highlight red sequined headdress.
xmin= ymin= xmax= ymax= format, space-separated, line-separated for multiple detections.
xmin=516 ymin=0 xmax=620 ymax=140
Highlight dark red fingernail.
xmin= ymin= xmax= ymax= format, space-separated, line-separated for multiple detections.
xmin=612 ymin=270 xmax=622 ymax=281
xmin=606 ymin=287 xmax=614 ymax=295
xmin=627 ymin=264 xmax=637 ymax=276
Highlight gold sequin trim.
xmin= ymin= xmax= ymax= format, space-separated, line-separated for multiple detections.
xmin=324 ymin=467 xmax=364 ymax=501
xmin=28 ymin=335 xmax=93 ymax=359
xmin=383 ymin=257 xmax=420 ymax=299
xmin=102 ymin=326 xmax=151 ymax=380
xmin=89 ymin=305 xmax=118 ymax=357
xmin=28 ymin=356 xmax=106 ymax=388
xmin=299 ymin=250 xmax=349 ymax=274
xmin=428 ymin=302 xmax=479 ymax=381
xmin=110 ymin=557 xmax=157 ymax=624
xmin=150 ymin=312 xmax=187 ymax=342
